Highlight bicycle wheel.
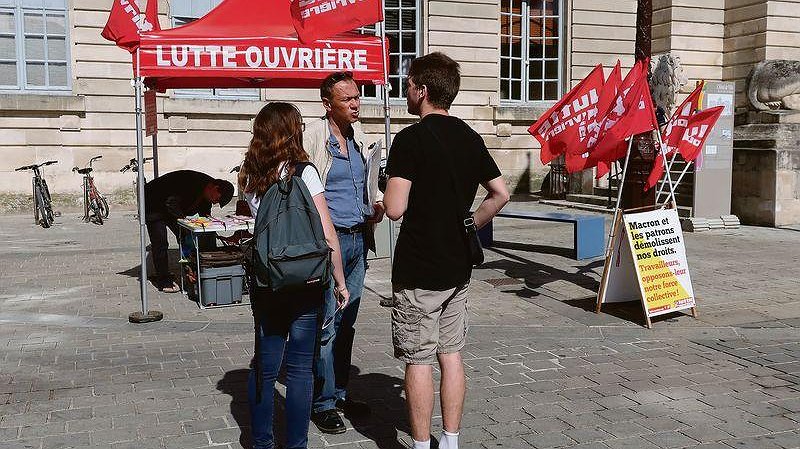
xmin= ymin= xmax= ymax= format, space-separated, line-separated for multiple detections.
xmin=99 ymin=196 xmax=110 ymax=218
xmin=40 ymin=179 xmax=54 ymax=223
xmin=35 ymin=187 xmax=51 ymax=228
xmin=89 ymin=198 xmax=103 ymax=225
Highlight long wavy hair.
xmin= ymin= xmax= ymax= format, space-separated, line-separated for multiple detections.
xmin=239 ymin=102 xmax=309 ymax=196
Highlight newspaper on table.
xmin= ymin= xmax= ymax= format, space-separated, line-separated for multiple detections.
xmin=178 ymin=215 xmax=255 ymax=233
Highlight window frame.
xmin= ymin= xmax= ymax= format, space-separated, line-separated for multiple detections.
xmin=499 ymin=0 xmax=564 ymax=105
xmin=360 ymin=0 xmax=422 ymax=103
xmin=0 ymin=1 xmax=72 ymax=94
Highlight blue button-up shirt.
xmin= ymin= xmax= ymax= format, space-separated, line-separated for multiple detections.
xmin=324 ymin=131 xmax=367 ymax=228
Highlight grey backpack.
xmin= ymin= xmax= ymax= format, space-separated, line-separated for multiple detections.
xmin=247 ymin=162 xmax=331 ymax=292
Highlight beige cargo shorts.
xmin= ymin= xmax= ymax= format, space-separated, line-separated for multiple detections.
xmin=391 ymin=282 xmax=470 ymax=365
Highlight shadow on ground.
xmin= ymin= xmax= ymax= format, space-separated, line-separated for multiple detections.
xmin=482 ymin=246 xmax=602 ymax=293
xmin=344 ymin=366 xmax=409 ymax=449
xmin=217 ymin=366 xmax=410 ymax=449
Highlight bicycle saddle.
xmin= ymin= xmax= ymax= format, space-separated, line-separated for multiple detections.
xmin=76 ymin=168 xmax=92 ymax=175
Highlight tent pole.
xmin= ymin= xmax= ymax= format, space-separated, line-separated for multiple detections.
xmin=379 ymin=6 xmax=395 ymax=266
xmin=152 ymin=131 xmax=159 ymax=178
xmin=130 ymin=49 xmax=162 ymax=323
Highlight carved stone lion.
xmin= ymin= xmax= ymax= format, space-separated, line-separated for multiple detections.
xmin=650 ymin=53 xmax=688 ymax=116
xmin=748 ymin=60 xmax=800 ymax=110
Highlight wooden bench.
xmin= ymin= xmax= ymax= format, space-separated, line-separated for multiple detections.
xmin=477 ymin=210 xmax=605 ymax=260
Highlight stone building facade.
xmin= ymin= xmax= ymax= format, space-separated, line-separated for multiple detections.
xmin=1 ymin=0 xmax=798 ymax=210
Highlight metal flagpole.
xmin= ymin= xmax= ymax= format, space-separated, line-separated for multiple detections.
xmin=654 ymin=150 xmax=677 ymax=202
xmin=596 ymin=136 xmax=633 ymax=313
xmin=379 ymin=2 xmax=395 ymax=267
xmin=657 ymin=161 xmax=692 ymax=205
xmin=653 ymin=131 xmax=677 ymax=207
xmin=130 ymin=48 xmax=162 ymax=323
xmin=605 ymin=137 xmax=634 ymax=254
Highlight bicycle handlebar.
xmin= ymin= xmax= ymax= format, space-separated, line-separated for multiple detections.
xmin=120 ymin=157 xmax=153 ymax=173
xmin=16 ymin=161 xmax=58 ymax=171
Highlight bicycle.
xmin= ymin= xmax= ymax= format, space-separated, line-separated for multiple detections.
xmin=120 ymin=157 xmax=153 ymax=220
xmin=72 ymin=156 xmax=109 ymax=225
xmin=15 ymin=160 xmax=58 ymax=228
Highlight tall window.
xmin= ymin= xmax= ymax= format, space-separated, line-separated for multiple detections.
xmin=171 ymin=0 xmax=259 ymax=100
xmin=0 ymin=0 xmax=70 ymax=92
xmin=361 ymin=0 xmax=419 ymax=100
xmin=500 ymin=0 xmax=562 ymax=103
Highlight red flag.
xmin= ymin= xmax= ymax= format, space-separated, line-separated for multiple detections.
xmin=145 ymin=0 xmax=160 ymax=32
xmin=568 ymin=61 xmax=657 ymax=176
xmin=528 ymin=64 xmax=605 ymax=165
xmin=565 ymin=60 xmax=647 ymax=174
xmin=644 ymin=82 xmax=706 ymax=191
xmin=676 ymin=106 xmax=724 ymax=162
xmin=566 ymin=61 xmax=622 ymax=173
xmin=662 ymin=81 xmax=704 ymax=156
xmin=644 ymin=151 xmax=665 ymax=191
xmin=291 ymin=0 xmax=384 ymax=44
xmin=101 ymin=0 xmax=158 ymax=53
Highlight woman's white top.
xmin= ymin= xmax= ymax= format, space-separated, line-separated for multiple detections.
xmin=245 ymin=163 xmax=324 ymax=217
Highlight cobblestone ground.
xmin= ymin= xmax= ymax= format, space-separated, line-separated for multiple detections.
xmin=0 ymin=204 xmax=798 ymax=449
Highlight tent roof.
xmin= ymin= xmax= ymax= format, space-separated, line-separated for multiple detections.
xmin=136 ymin=0 xmax=387 ymax=90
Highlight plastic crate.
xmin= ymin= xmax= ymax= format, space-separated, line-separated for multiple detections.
xmin=198 ymin=264 xmax=245 ymax=306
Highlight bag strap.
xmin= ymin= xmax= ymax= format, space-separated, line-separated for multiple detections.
xmin=251 ymin=161 xmax=318 ymax=238
xmin=419 ymin=120 xmax=473 ymax=230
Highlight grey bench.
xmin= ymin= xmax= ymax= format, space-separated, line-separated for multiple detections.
xmin=478 ymin=210 xmax=605 ymax=260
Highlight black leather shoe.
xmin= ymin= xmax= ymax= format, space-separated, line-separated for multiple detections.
xmin=311 ymin=409 xmax=346 ymax=434
xmin=335 ymin=398 xmax=370 ymax=417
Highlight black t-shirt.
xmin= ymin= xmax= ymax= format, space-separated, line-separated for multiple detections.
xmin=144 ymin=170 xmax=214 ymax=222
xmin=386 ymin=114 xmax=502 ymax=290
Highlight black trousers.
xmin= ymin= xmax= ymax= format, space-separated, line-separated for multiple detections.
xmin=145 ymin=217 xmax=181 ymax=285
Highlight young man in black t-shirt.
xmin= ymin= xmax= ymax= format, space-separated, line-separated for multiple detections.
xmin=384 ymin=52 xmax=510 ymax=449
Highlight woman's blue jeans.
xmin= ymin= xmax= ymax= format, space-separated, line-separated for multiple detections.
xmin=248 ymin=289 xmax=322 ymax=449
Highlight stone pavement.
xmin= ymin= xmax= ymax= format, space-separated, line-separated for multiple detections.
xmin=0 ymin=203 xmax=799 ymax=449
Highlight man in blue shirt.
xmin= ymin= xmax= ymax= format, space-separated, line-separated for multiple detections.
xmin=303 ymin=71 xmax=384 ymax=434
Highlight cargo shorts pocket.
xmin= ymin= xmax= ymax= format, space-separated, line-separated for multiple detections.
xmin=391 ymin=290 xmax=424 ymax=359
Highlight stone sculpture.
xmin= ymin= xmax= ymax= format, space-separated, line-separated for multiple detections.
xmin=747 ymin=60 xmax=800 ymax=110
xmin=650 ymin=53 xmax=688 ymax=118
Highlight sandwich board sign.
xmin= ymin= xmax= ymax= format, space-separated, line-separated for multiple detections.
xmin=596 ymin=207 xmax=697 ymax=328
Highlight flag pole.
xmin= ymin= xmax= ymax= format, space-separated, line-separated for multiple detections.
xmin=654 ymin=151 xmax=677 ymax=201
xmin=596 ymin=136 xmax=633 ymax=314
xmin=604 ymin=136 xmax=634 ymax=255
xmin=657 ymin=161 xmax=693 ymax=205
xmin=653 ymin=131 xmax=677 ymax=207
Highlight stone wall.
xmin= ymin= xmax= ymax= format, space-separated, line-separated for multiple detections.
xmin=732 ymin=113 xmax=800 ymax=226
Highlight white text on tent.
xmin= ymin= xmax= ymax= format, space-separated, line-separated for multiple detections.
xmin=154 ymin=45 xmax=369 ymax=70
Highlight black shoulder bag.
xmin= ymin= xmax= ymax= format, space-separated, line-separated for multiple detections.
xmin=421 ymin=120 xmax=484 ymax=267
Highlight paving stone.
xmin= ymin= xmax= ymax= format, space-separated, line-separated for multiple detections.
xmin=521 ymin=431 xmax=576 ymax=448
xmin=1 ymin=210 xmax=800 ymax=449
xmin=641 ymin=431 xmax=699 ymax=449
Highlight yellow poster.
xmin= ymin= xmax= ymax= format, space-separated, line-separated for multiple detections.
xmin=622 ymin=209 xmax=695 ymax=317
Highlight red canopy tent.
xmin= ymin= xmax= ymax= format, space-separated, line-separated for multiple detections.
xmin=135 ymin=0 xmax=388 ymax=89
xmin=116 ymin=0 xmax=391 ymax=321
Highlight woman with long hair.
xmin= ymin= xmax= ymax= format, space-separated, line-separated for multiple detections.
xmin=240 ymin=102 xmax=349 ymax=449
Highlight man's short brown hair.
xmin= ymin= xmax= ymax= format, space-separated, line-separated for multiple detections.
xmin=407 ymin=52 xmax=461 ymax=110
xmin=320 ymin=71 xmax=355 ymax=100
